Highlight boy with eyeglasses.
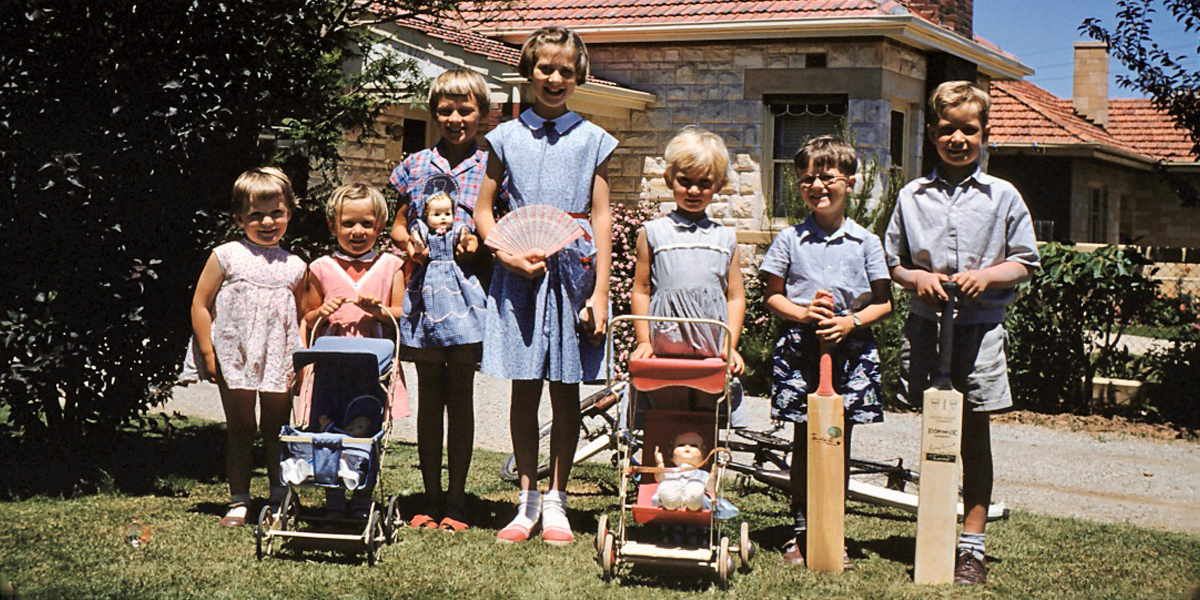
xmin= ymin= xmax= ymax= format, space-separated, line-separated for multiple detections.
xmin=885 ymin=81 xmax=1039 ymax=585
xmin=760 ymin=135 xmax=894 ymax=568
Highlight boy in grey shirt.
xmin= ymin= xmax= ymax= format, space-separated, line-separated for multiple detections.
xmin=885 ymin=80 xmax=1039 ymax=585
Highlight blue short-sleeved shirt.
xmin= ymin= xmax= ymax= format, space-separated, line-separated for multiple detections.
xmin=884 ymin=167 xmax=1040 ymax=324
xmin=759 ymin=216 xmax=890 ymax=315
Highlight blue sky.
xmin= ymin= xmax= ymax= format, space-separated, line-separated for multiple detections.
xmin=974 ymin=0 xmax=1197 ymax=99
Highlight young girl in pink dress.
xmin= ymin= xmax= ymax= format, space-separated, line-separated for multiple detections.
xmin=299 ymin=183 xmax=409 ymax=422
xmin=185 ymin=167 xmax=307 ymax=527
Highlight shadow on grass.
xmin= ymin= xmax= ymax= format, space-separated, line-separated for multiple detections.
xmin=0 ymin=413 xmax=226 ymax=500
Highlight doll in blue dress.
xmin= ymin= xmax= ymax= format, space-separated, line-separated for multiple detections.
xmin=475 ymin=26 xmax=617 ymax=546
xmin=402 ymin=190 xmax=486 ymax=347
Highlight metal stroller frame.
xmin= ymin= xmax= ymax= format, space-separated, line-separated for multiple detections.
xmin=596 ymin=315 xmax=755 ymax=588
xmin=255 ymin=315 xmax=403 ymax=566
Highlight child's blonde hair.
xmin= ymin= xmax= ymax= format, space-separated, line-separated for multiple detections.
xmin=793 ymin=135 xmax=857 ymax=177
xmin=326 ymin=182 xmax=388 ymax=227
xmin=663 ymin=125 xmax=730 ymax=190
xmin=929 ymin=80 xmax=991 ymax=126
xmin=518 ymin=26 xmax=589 ymax=85
xmin=428 ymin=68 xmax=491 ymax=118
xmin=231 ymin=166 xmax=296 ymax=216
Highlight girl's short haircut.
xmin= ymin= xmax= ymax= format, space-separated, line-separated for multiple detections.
xmin=517 ymin=26 xmax=589 ymax=84
xmin=663 ymin=125 xmax=730 ymax=189
xmin=793 ymin=135 xmax=857 ymax=176
xmin=326 ymin=182 xmax=389 ymax=226
xmin=929 ymin=80 xmax=991 ymax=126
xmin=231 ymin=166 xmax=297 ymax=215
xmin=428 ymin=68 xmax=491 ymax=118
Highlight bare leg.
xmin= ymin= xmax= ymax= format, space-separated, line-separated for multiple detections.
xmin=415 ymin=361 xmax=449 ymax=513
xmin=547 ymin=381 xmax=580 ymax=492
xmin=960 ymin=411 xmax=993 ymax=534
xmin=444 ymin=362 xmax=476 ymax=514
xmin=258 ymin=391 xmax=293 ymax=495
xmin=218 ymin=382 xmax=258 ymax=498
xmin=510 ymin=379 xmax=544 ymax=492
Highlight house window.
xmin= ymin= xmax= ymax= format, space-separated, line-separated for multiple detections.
xmin=890 ymin=110 xmax=906 ymax=168
xmin=1088 ymin=186 xmax=1109 ymax=242
xmin=1118 ymin=193 xmax=1135 ymax=244
xmin=766 ymin=96 xmax=847 ymax=218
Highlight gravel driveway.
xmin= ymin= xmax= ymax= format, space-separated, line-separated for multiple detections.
xmin=166 ymin=362 xmax=1200 ymax=534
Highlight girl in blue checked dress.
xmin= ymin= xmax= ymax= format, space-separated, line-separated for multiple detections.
xmin=760 ymin=136 xmax=893 ymax=568
xmin=389 ymin=69 xmax=490 ymax=531
xmin=630 ymin=126 xmax=747 ymax=425
xmin=475 ymin=26 xmax=616 ymax=545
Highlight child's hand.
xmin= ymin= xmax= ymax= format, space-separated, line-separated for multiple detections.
xmin=356 ymin=295 xmax=383 ymax=315
xmin=631 ymin=341 xmax=655 ymax=360
xmin=406 ymin=238 xmax=429 ymax=265
xmin=318 ymin=296 xmax=347 ymax=318
xmin=586 ymin=292 xmax=608 ymax=341
xmin=318 ymin=415 xmax=331 ymax=428
xmin=498 ymin=249 xmax=547 ymax=279
xmin=655 ymin=447 xmax=665 ymax=468
xmin=913 ymin=271 xmax=951 ymax=307
xmin=817 ymin=315 xmax=855 ymax=345
xmin=455 ymin=230 xmax=479 ymax=259
xmin=804 ymin=290 xmax=836 ymax=323
xmin=725 ymin=348 xmax=745 ymax=376
xmin=202 ymin=351 xmax=218 ymax=382
xmin=950 ymin=269 xmax=991 ymax=300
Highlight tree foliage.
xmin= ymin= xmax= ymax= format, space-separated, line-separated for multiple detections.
xmin=0 ymin=0 xmax=502 ymax=445
xmin=1082 ymin=0 xmax=1200 ymax=155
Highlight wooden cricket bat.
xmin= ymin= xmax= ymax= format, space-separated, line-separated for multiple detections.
xmin=914 ymin=282 xmax=963 ymax=585
xmin=807 ymin=338 xmax=845 ymax=573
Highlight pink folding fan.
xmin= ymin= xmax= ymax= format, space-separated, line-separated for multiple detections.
xmin=484 ymin=205 xmax=585 ymax=258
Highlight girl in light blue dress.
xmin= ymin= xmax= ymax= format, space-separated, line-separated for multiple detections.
xmin=475 ymin=26 xmax=617 ymax=545
xmin=630 ymin=126 xmax=747 ymax=426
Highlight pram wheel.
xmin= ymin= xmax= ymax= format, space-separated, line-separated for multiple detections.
xmin=599 ymin=531 xmax=616 ymax=579
xmin=716 ymin=536 xmax=731 ymax=589
xmin=366 ymin=509 xmax=384 ymax=566
xmin=594 ymin=514 xmax=608 ymax=557
xmin=385 ymin=495 xmax=403 ymax=543
xmin=255 ymin=506 xmax=275 ymax=560
xmin=738 ymin=521 xmax=755 ymax=571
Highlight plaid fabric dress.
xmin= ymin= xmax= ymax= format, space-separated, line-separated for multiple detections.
xmin=400 ymin=221 xmax=485 ymax=347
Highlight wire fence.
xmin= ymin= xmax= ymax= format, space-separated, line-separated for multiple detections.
xmin=1111 ymin=245 xmax=1200 ymax=359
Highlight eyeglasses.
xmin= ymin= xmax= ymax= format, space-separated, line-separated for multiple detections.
xmin=798 ymin=174 xmax=848 ymax=188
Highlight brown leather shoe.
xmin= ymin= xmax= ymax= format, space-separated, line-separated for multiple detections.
xmin=954 ymin=550 xmax=987 ymax=585
xmin=782 ymin=539 xmax=805 ymax=566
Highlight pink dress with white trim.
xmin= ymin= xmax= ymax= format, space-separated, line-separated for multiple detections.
xmin=295 ymin=253 xmax=410 ymax=423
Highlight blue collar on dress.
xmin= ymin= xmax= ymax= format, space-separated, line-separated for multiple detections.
xmin=519 ymin=109 xmax=583 ymax=135
xmin=666 ymin=209 xmax=715 ymax=231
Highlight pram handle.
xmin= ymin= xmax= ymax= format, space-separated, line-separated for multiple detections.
xmin=307 ymin=310 xmax=402 ymax=385
xmin=606 ymin=315 xmax=735 ymax=384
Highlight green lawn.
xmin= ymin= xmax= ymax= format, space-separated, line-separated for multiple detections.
xmin=1 ymin=419 xmax=1198 ymax=600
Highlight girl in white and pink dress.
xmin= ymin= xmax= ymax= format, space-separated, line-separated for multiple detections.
xmin=185 ymin=167 xmax=307 ymax=527
xmin=298 ymin=183 xmax=409 ymax=423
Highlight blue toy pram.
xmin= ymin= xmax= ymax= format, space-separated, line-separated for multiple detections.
xmin=255 ymin=334 xmax=402 ymax=566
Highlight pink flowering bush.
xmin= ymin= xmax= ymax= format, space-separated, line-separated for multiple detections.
xmin=607 ymin=196 xmax=664 ymax=377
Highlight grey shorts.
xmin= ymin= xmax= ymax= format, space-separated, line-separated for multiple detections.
xmin=898 ymin=315 xmax=1012 ymax=413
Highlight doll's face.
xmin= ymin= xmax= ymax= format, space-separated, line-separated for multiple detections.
xmin=344 ymin=415 xmax=373 ymax=437
xmin=426 ymin=195 xmax=454 ymax=230
xmin=671 ymin=431 xmax=705 ymax=467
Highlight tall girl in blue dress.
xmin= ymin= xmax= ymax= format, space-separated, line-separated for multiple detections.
xmin=475 ymin=26 xmax=616 ymax=545
xmin=630 ymin=126 xmax=747 ymax=423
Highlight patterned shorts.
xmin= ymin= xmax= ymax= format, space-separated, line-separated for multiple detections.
xmin=770 ymin=325 xmax=884 ymax=425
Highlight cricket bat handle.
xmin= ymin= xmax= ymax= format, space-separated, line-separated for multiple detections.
xmin=816 ymin=341 xmax=834 ymax=396
xmin=937 ymin=282 xmax=959 ymax=379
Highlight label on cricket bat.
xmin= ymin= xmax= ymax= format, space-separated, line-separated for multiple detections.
xmin=809 ymin=425 xmax=844 ymax=448
xmin=925 ymin=453 xmax=957 ymax=463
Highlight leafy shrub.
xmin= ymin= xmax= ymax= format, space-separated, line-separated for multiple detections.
xmin=607 ymin=197 xmax=664 ymax=375
xmin=0 ymin=0 xmax=464 ymax=447
xmin=1006 ymin=244 xmax=1158 ymax=413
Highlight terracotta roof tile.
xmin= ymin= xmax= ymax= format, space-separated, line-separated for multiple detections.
xmin=990 ymin=80 xmax=1197 ymax=162
xmin=395 ymin=16 xmax=625 ymax=87
xmin=1107 ymin=99 xmax=1197 ymax=161
xmin=465 ymin=0 xmax=914 ymax=30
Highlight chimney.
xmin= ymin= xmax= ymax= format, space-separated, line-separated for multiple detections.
xmin=1073 ymin=41 xmax=1109 ymax=126
xmin=907 ymin=0 xmax=974 ymax=38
